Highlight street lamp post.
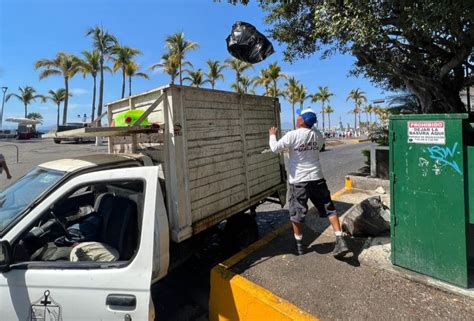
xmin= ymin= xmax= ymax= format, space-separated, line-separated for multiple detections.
xmin=1 ymin=86 xmax=7 ymax=130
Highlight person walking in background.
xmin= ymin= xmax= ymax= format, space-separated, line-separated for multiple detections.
xmin=0 ymin=153 xmax=12 ymax=179
xmin=268 ymin=108 xmax=349 ymax=257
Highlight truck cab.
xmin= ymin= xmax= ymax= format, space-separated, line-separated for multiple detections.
xmin=0 ymin=154 xmax=168 ymax=320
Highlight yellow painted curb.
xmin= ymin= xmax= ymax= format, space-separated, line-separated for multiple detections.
xmin=209 ymin=187 xmax=348 ymax=321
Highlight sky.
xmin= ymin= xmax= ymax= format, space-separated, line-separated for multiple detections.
xmin=0 ymin=0 xmax=392 ymax=129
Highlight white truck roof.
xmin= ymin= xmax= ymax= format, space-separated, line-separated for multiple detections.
xmin=38 ymin=154 xmax=144 ymax=172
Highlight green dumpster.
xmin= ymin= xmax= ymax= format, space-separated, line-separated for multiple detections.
xmin=389 ymin=114 xmax=474 ymax=288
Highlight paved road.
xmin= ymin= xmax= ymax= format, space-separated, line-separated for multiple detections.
xmin=320 ymin=141 xmax=372 ymax=193
xmin=0 ymin=138 xmax=371 ymax=321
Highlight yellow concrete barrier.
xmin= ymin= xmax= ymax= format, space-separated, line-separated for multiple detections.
xmin=209 ymin=264 xmax=318 ymax=321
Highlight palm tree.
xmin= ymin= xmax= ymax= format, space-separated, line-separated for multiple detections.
xmin=111 ymin=44 xmax=141 ymax=98
xmin=325 ymin=106 xmax=334 ymax=130
xmin=183 ymin=69 xmax=209 ymax=88
xmin=78 ymin=50 xmax=111 ymax=121
xmin=165 ymin=32 xmax=199 ymax=85
xmin=363 ymin=104 xmax=374 ymax=125
xmin=43 ymin=88 xmax=70 ymax=127
xmin=205 ymin=59 xmax=225 ymax=89
xmin=125 ymin=62 xmax=149 ymax=96
xmin=266 ymin=62 xmax=288 ymax=98
xmin=26 ymin=112 xmax=43 ymax=120
xmin=253 ymin=68 xmax=271 ymax=94
xmin=231 ymin=75 xmax=254 ymax=94
xmin=285 ymin=77 xmax=300 ymax=129
xmin=35 ymin=52 xmax=80 ymax=124
xmin=295 ymin=84 xmax=309 ymax=116
xmin=225 ymin=58 xmax=253 ymax=92
xmin=311 ymin=86 xmax=334 ymax=132
xmin=6 ymin=86 xmax=43 ymax=118
xmin=346 ymin=88 xmax=367 ymax=133
xmin=150 ymin=53 xmax=177 ymax=84
xmin=86 ymin=26 xmax=118 ymax=125
xmin=265 ymin=86 xmax=285 ymax=98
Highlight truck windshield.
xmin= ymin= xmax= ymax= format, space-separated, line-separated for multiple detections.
xmin=0 ymin=168 xmax=64 ymax=232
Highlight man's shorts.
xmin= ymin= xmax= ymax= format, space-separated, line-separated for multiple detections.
xmin=288 ymin=178 xmax=336 ymax=223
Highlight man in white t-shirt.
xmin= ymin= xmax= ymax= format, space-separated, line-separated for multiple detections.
xmin=269 ymin=108 xmax=349 ymax=257
xmin=0 ymin=153 xmax=12 ymax=180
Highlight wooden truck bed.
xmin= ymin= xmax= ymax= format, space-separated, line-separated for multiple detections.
xmin=47 ymin=85 xmax=286 ymax=243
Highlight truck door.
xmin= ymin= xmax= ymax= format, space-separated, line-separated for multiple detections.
xmin=0 ymin=167 xmax=161 ymax=321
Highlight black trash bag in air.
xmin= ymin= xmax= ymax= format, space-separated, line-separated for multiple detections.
xmin=341 ymin=196 xmax=390 ymax=237
xmin=226 ymin=21 xmax=275 ymax=64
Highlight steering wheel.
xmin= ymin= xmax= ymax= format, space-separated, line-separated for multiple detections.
xmin=48 ymin=208 xmax=70 ymax=238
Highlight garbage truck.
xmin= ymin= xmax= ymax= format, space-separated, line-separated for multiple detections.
xmin=0 ymin=85 xmax=287 ymax=320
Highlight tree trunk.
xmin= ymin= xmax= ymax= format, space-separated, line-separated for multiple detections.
xmin=292 ymin=102 xmax=296 ymax=129
xmin=273 ymin=80 xmax=277 ymax=98
xmin=321 ymin=102 xmax=325 ymax=132
xmin=129 ymin=76 xmax=132 ymax=96
xmin=404 ymin=76 xmax=466 ymax=113
xmin=63 ymin=77 xmax=69 ymax=125
xmin=328 ymin=113 xmax=331 ymax=130
xmin=121 ymin=68 xmax=126 ymax=99
xmin=91 ymin=76 xmax=97 ymax=122
xmin=98 ymin=57 xmax=104 ymax=127
xmin=354 ymin=112 xmax=357 ymax=133
xmin=179 ymin=58 xmax=183 ymax=86
xmin=57 ymin=103 xmax=60 ymax=128
xmin=24 ymin=103 xmax=27 ymax=118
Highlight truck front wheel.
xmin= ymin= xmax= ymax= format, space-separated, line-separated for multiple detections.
xmin=222 ymin=213 xmax=259 ymax=255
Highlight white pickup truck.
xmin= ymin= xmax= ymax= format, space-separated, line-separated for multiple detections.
xmin=0 ymin=85 xmax=286 ymax=320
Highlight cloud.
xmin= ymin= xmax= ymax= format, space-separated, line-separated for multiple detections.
xmin=285 ymin=68 xmax=320 ymax=77
xmin=69 ymin=88 xmax=89 ymax=96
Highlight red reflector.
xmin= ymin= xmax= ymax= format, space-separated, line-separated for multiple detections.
xmin=125 ymin=116 xmax=132 ymax=123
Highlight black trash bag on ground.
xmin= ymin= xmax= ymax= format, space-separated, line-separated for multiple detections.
xmin=226 ymin=21 xmax=274 ymax=64
xmin=342 ymin=196 xmax=390 ymax=237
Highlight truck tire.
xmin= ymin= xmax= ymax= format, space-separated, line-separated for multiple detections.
xmin=54 ymin=139 xmax=61 ymax=144
xmin=222 ymin=213 xmax=259 ymax=255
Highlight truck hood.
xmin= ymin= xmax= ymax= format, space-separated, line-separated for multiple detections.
xmin=39 ymin=154 xmax=145 ymax=172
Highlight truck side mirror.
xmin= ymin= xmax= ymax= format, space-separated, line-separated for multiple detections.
xmin=0 ymin=240 xmax=12 ymax=272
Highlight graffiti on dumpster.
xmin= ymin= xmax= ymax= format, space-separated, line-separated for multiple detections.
xmin=418 ymin=157 xmax=429 ymax=177
xmin=425 ymin=142 xmax=462 ymax=175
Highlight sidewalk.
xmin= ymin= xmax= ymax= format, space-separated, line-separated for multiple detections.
xmin=210 ymin=189 xmax=474 ymax=320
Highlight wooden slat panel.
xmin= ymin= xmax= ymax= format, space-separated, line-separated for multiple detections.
xmin=190 ymin=174 xmax=246 ymax=202
xmin=248 ymin=162 xmax=280 ymax=181
xmin=183 ymin=89 xmax=240 ymax=104
xmin=243 ymin=110 xmax=275 ymax=120
xmin=192 ymin=190 xmax=247 ymax=221
xmin=249 ymin=176 xmax=281 ymax=196
xmin=189 ymin=168 xmax=244 ymax=189
xmin=187 ymin=126 xmax=242 ymax=141
xmin=185 ymin=108 xmax=240 ymax=120
xmin=188 ymin=158 xmax=244 ymax=181
xmin=247 ymin=152 xmax=277 ymax=165
xmin=186 ymin=119 xmax=241 ymax=129
xmin=187 ymin=141 xmax=242 ymax=160
xmin=248 ymin=158 xmax=280 ymax=172
xmin=188 ymin=151 xmax=243 ymax=169
xmin=191 ymin=184 xmax=246 ymax=213
xmin=187 ymin=136 xmax=242 ymax=148
xmin=184 ymin=100 xmax=241 ymax=110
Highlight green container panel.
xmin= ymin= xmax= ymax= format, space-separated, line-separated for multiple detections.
xmin=390 ymin=114 xmax=470 ymax=288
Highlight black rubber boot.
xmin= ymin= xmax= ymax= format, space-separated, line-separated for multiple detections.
xmin=332 ymin=236 xmax=349 ymax=258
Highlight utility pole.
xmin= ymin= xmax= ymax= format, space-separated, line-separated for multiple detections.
xmin=0 ymin=86 xmax=7 ymax=129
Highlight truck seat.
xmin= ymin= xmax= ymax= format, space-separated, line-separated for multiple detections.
xmin=94 ymin=194 xmax=138 ymax=260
